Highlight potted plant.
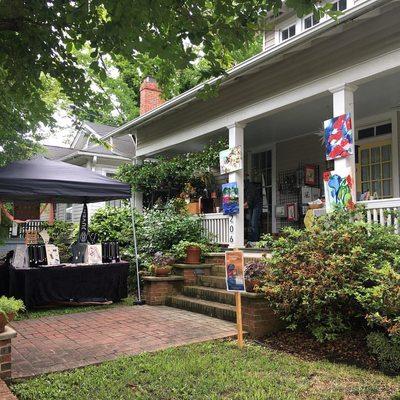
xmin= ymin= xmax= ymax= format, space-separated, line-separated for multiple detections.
xmin=152 ymin=252 xmax=175 ymax=277
xmin=0 ymin=296 xmax=25 ymax=333
xmin=244 ymin=261 xmax=266 ymax=292
xmin=172 ymin=240 xmax=210 ymax=264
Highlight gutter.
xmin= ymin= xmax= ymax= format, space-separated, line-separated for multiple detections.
xmin=59 ymin=151 xmax=132 ymax=162
xmin=104 ymin=0 xmax=389 ymax=139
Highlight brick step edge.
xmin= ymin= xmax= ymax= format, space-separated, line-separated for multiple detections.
xmin=183 ymin=286 xmax=236 ymax=306
xmin=0 ymin=380 xmax=17 ymax=400
xmin=198 ymin=275 xmax=227 ymax=289
xmin=166 ymin=295 xmax=236 ymax=322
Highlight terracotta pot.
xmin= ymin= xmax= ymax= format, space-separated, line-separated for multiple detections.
xmin=155 ymin=266 xmax=172 ymax=277
xmin=187 ymin=202 xmax=200 ymax=215
xmin=0 ymin=312 xmax=14 ymax=333
xmin=245 ymin=279 xmax=261 ymax=293
xmin=185 ymin=246 xmax=201 ymax=264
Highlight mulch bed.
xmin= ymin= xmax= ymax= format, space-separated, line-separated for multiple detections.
xmin=262 ymin=330 xmax=378 ymax=370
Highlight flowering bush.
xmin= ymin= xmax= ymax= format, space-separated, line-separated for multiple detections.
xmin=261 ymin=207 xmax=400 ymax=344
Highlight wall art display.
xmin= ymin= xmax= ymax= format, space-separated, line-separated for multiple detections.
xmin=219 ymin=146 xmax=242 ymax=174
xmin=225 ymin=250 xmax=246 ymax=292
xmin=85 ymin=244 xmax=102 ymax=264
xmin=45 ymin=244 xmax=60 ymax=266
xmin=324 ymin=113 xmax=353 ymax=160
xmin=275 ymin=205 xmax=287 ymax=218
xmin=222 ymin=182 xmax=239 ymax=215
xmin=304 ymin=164 xmax=318 ymax=186
xmin=287 ymin=202 xmax=299 ymax=222
xmin=323 ymin=170 xmax=354 ymax=210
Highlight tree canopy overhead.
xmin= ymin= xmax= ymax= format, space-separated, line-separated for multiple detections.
xmin=0 ymin=0 xmax=329 ymax=165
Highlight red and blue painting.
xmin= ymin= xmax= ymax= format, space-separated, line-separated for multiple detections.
xmin=323 ymin=113 xmax=353 ymax=160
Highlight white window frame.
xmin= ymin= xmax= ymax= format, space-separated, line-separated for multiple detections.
xmin=280 ymin=23 xmax=296 ymax=42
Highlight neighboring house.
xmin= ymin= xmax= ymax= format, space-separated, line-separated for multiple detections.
xmin=104 ymin=0 xmax=400 ymax=247
xmin=45 ymin=121 xmax=133 ymax=223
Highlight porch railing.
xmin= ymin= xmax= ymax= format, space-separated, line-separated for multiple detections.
xmin=359 ymin=198 xmax=400 ymax=233
xmin=201 ymin=213 xmax=229 ymax=245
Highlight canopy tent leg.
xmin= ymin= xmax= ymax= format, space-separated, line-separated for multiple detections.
xmin=130 ymin=196 xmax=143 ymax=304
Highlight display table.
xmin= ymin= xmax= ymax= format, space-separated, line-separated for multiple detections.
xmin=0 ymin=261 xmax=9 ymax=296
xmin=9 ymin=261 xmax=129 ymax=308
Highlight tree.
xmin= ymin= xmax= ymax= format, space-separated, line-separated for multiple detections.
xmin=0 ymin=0 xmax=330 ymax=165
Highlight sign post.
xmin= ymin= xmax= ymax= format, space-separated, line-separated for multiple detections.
xmin=225 ymin=249 xmax=246 ymax=349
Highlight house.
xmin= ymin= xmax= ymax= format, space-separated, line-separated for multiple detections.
xmin=45 ymin=121 xmax=133 ymax=223
xmin=104 ymin=0 xmax=400 ymax=247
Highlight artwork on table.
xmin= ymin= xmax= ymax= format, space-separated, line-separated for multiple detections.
xmin=275 ymin=205 xmax=287 ymax=218
xmin=39 ymin=229 xmax=50 ymax=244
xmin=85 ymin=244 xmax=102 ymax=265
xmin=222 ymin=182 xmax=239 ymax=216
xmin=304 ymin=164 xmax=318 ymax=186
xmin=287 ymin=202 xmax=299 ymax=222
xmin=13 ymin=245 xmax=28 ymax=269
xmin=225 ymin=250 xmax=246 ymax=292
xmin=25 ymin=231 xmax=39 ymax=245
xmin=324 ymin=113 xmax=353 ymax=160
xmin=219 ymin=146 xmax=242 ymax=174
xmin=323 ymin=169 xmax=354 ymax=210
xmin=45 ymin=244 xmax=60 ymax=266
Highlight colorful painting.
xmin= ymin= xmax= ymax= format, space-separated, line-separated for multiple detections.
xmin=304 ymin=164 xmax=317 ymax=186
xmin=220 ymin=146 xmax=242 ymax=174
xmin=287 ymin=203 xmax=298 ymax=222
xmin=222 ymin=182 xmax=239 ymax=216
xmin=323 ymin=113 xmax=353 ymax=160
xmin=323 ymin=170 xmax=354 ymax=210
xmin=225 ymin=250 xmax=245 ymax=292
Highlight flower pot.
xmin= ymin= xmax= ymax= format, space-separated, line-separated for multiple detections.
xmin=187 ymin=202 xmax=200 ymax=215
xmin=185 ymin=246 xmax=201 ymax=264
xmin=0 ymin=312 xmax=14 ymax=333
xmin=245 ymin=279 xmax=261 ymax=293
xmin=155 ymin=266 xmax=172 ymax=277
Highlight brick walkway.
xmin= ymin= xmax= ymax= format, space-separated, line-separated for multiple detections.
xmin=0 ymin=379 xmax=17 ymax=399
xmin=10 ymin=306 xmax=236 ymax=379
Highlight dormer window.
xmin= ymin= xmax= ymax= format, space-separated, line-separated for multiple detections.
xmin=281 ymin=24 xmax=296 ymax=41
xmin=332 ymin=0 xmax=347 ymax=11
xmin=304 ymin=14 xmax=320 ymax=30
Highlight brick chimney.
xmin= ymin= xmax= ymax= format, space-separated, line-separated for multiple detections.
xmin=140 ymin=76 xmax=165 ymax=115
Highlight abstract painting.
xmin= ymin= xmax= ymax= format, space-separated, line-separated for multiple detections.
xmin=323 ymin=170 xmax=354 ymax=210
xmin=222 ymin=182 xmax=239 ymax=215
xmin=324 ymin=113 xmax=353 ymax=160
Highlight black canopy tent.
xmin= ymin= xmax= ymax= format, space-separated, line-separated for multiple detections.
xmin=0 ymin=157 xmax=142 ymax=302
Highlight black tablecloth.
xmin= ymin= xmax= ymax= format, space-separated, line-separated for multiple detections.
xmin=0 ymin=261 xmax=9 ymax=296
xmin=9 ymin=261 xmax=129 ymax=308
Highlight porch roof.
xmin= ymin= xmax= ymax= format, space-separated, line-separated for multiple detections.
xmin=105 ymin=0 xmax=388 ymax=141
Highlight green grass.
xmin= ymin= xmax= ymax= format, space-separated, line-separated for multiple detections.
xmin=15 ymin=296 xmax=137 ymax=321
xmin=11 ymin=340 xmax=400 ymax=400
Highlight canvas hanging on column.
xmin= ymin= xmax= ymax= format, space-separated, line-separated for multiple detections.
xmin=323 ymin=169 xmax=355 ymax=211
xmin=222 ymin=182 xmax=239 ymax=215
xmin=324 ymin=113 xmax=353 ymax=160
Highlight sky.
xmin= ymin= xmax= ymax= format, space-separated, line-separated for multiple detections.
xmin=40 ymin=110 xmax=78 ymax=148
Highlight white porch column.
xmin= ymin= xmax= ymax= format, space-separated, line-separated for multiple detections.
xmin=227 ymin=122 xmax=245 ymax=248
xmin=329 ymin=83 xmax=358 ymax=205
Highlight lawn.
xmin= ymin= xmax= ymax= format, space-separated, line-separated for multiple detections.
xmin=11 ymin=340 xmax=400 ymax=400
xmin=15 ymin=296 xmax=136 ymax=321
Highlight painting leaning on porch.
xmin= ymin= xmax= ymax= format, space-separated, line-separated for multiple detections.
xmin=105 ymin=0 xmax=400 ymax=246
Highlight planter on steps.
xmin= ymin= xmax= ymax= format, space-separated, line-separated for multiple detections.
xmin=185 ymin=246 xmax=201 ymax=264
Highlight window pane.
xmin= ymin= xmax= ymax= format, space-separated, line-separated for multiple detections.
xmin=371 ymin=147 xmax=380 ymax=163
xmin=313 ymin=15 xmax=320 ymax=25
xmin=266 ymin=151 xmax=272 ymax=168
xmin=383 ymin=180 xmax=392 ymax=197
xmin=361 ymin=149 xmax=369 ymax=165
xmin=332 ymin=2 xmax=338 ymax=11
xmin=382 ymin=162 xmax=391 ymax=179
xmin=282 ymin=29 xmax=288 ymax=41
xmin=362 ymin=183 xmax=369 ymax=193
xmin=339 ymin=0 xmax=347 ymax=11
xmin=289 ymin=25 xmax=296 ymax=37
xmin=304 ymin=16 xmax=312 ymax=29
xmin=382 ymin=145 xmax=391 ymax=162
xmin=372 ymin=181 xmax=381 ymax=197
xmin=376 ymin=123 xmax=392 ymax=136
xmin=361 ymin=166 xmax=369 ymax=182
xmin=371 ymin=164 xmax=381 ymax=180
xmin=358 ymin=127 xmax=374 ymax=139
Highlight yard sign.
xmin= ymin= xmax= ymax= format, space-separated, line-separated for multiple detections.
xmin=225 ymin=250 xmax=245 ymax=348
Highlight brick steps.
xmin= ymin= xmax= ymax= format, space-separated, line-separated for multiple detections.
xmin=198 ymin=275 xmax=227 ymax=289
xmin=166 ymin=295 xmax=236 ymax=322
xmin=210 ymin=265 xmax=225 ymax=276
xmin=183 ymin=286 xmax=235 ymax=305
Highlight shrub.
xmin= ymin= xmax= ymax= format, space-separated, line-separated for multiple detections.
xmin=367 ymin=332 xmax=400 ymax=375
xmin=0 ymin=296 xmax=25 ymax=319
xmin=260 ymin=207 xmax=400 ymax=342
xmin=43 ymin=220 xmax=76 ymax=263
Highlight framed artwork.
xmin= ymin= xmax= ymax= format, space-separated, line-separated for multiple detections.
xmin=323 ymin=169 xmax=354 ymax=211
xmin=45 ymin=244 xmax=60 ymax=266
xmin=323 ymin=113 xmax=353 ymax=160
xmin=225 ymin=250 xmax=245 ymax=292
xmin=85 ymin=244 xmax=102 ymax=265
xmin=301 ymin=186 xmax=312 ymax=204
xmin=287 ymin=203 xmax=298 ymax=222
xmin=275 ymin=205 xmax=287 ymax=218
xmin=219 ymin=146 xmax=242 ymax=174
xmin=222 ymin=182 xmax=239 ymax=216
xmin=304 ymin=164 xmax=317 ymax=186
